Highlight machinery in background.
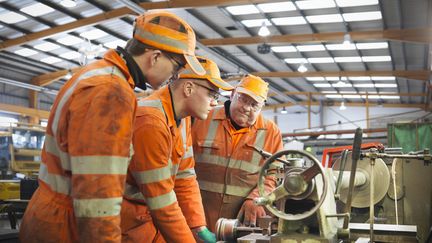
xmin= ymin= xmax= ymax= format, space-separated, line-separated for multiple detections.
xmin=0 ymin=123 xmax=44 ymax=200
xmin=216 ymin=128 xmax=431 ymax=242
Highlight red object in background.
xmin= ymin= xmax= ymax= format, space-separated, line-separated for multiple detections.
xmin=321 ymin=142 xmax=384 ymax=168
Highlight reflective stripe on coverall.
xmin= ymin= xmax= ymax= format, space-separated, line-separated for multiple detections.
xmin=19 ymin=49 xmax=137 ymax=243
xmin=121 ymin=85 xmax=206 ymax=243
xmin=192 ymin=106 xmax=283 ymax=231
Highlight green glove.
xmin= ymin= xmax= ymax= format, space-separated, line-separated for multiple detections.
xmin=197 ymin=227 xmax=216 ymax=243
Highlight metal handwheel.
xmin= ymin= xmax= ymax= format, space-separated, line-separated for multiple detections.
xmin=255 ymin=149 xmax=328 ymax=221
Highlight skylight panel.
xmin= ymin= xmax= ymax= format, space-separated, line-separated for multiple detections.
xmin=326 ymin=77 xmax=340 ymax=81
xmin=362 ymin=56 xmax=391 ymax=62
xmin=80 ymin=29 xmax=108 ymax=40
xmin=349 ymin=76 xmax=371 ymax=81
xmin=325 ymin=94 xmax=343 ymax=98
xmin=296 ymin=44 xmax=325 ymax=52
xmin=314 ymin=83 xmax=332 ymax=88
xmin=343 ymin=94 xmax=361 ymax=99
xmin=356 ymin=42 xmax=388 ymax=50
xmin=326 ymin=43 xmax=356 ymax=50
xmin=226 ymin=5 xmax=259 ymax=15
xmin=41 ymin=56 xmax=62 ymax=64
xmin=308 ymin=57 xmax=334 ymax=63
xmin=20 ymin=3 xmax=54 ymax=17
xmin=306 ymin=77 xmax=325 ymax=81
xmin=371 ymin=76 xmax=395 ymax=81
xmin=241 ymin=19 xmax=271 ymax=27
xmin=296 ymin=0 xmax=335 ymax=10
xmin=60 ymin=51 xmax=81 ymax=60
xmin=332 ymin=82 xmax=352 ymax=88
xmin=284 ymin=58 xmax=307 ymax=64
xmin=34 ymin=42 xmax=60 ymax=51
xmin=272 ymin=17 xmax=307 ymax=26
xmin=375 ymin=83 xmax=398 ymax=88
xmin=306 ymin=14 xmax=343 ymax=24
xmin=322 ymin=91 xmax=338 ymax=93
xmin=343 ymin=11 xmax=382 ymax=22
xmin=334 ymin=56 xmax=362 ymax=62
xmin=258 ymin=2 xmax=296 ymax=13
xmin=104 ymin=40 xmax=127 ymax=49
xmin=354 ymin=83 xmax=375 ymax=88
xmin=336 ymin=0 xmax=378 ymax=7
xmin=271 ymin=46 xmax=297 ymax=53
xmin=14 ymin=48 xmax=38 ymax=57
xmin=57 ymin=35 xmax=84 ymax=46
xmin=380 ymin=95 xmax=400 ymax=99
xmin=0 ymin=12 xmax=27 ymax=24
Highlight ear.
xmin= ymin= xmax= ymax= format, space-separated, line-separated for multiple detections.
xmin=183 ymin=80 xmax=194 ymax=97
xmin=230 ymin=90 xmax=237 ymax=100
xmin=150 ymin=50 xmax=162 ymax=66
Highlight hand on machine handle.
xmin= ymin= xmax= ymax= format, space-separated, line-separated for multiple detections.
xmin=237 ymin=199 xmax=267 ymax=227
xmin=192 ymin=226 xmax=216 ymax=243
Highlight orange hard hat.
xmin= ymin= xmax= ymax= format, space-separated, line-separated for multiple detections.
xmin=179 ymin=56 xmax=234 ymax=91
xmin=236 ymin=74 xmax=269 ymax=103
xmin=133 ymin=10 xmax=205 ymax=75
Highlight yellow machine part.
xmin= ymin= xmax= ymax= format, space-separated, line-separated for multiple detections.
xmin=0 ymin=180 xmax=20 ymax=200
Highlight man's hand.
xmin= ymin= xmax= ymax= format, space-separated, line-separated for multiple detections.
xmin=192 ymin=226 xmax=216 ymax=243
xmin=237 ymin=199 xmax=267 ymax=227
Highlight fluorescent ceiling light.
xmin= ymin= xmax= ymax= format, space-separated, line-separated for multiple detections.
xmin=284 ymin=58 xmax=307 ymax=64
xmin=356 ymin=42 xmax=388 ymax=49
xmin=349 ymin=76 xmax=371 ymax=81
xmin=14 ymin=48 xmax=38 ymax=57
xmin=343 ymin=11 xmax=382 ymax=22
xmin=0 ymin=12 xmax=27 ymax=24
xmin=104 ymin=40 xmax=127 ymax=49
xmin=326 ymin=77 xmax=340 ymax=81
xmin=308 ymin=57 xmax=334 ymax=63
xmin=306 ymin=77 xmax=325 ymax=81
xmin=34 ymin=42 xmax=60 ymax=51
xmin=371 ymin=76 xmax=395 ymax=81
xmin=362 ymin=56 xmax=391 ymax=62
xmin=41 ymin=56 xmax=62 ymax=64
xmin=375 ymin=83 xmax=398 ymax=88
xmin=336 ymin=0 xmax=378 ymax=7
xmin=258 ymin=2 xmax=296 ymax=12
xmin=343 ymin=94 xmax=361 ymax=99
xmin=314 ymin=83 xmax=332 ymax=88
xmin=272 ymin=17 xmax=307 ymax=26
xmin=57 ymin=35 xmax=84 ymax=46
xmin=326 ymin=43 xmax=356 ymax=50
xmin=334 ymin=56 xmax=362 ymax=62
xmin=60 ymin=0 xmax=77 ymax=8
xmin=296 ymin=0 xmax=335 ymax=10
xmin=271 ymin=46 xmax=297 ymax=52
xmin=241 ymin=19 xmax=271 ymax=28
xmin=60 ymin=51 xmax=81 ymax=60
xmin=296 ymin=44 xmax=325 ymax=52
xmin=354 ymin=83 xmax=375 ymax=88
xmin=306 ymin=14 xmax=343 ymax=24
xmin=226 ymin=5 xmax=259 ymax=15
xmin=326 ymin=94 xmax=343 ymax=98
xmin=80 ymin=29 xmax=108 ymax=40
xmin=20 ymin=3 xmax=54 ymax=17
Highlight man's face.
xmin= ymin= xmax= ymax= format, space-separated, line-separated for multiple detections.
xmin=185 ymin=79 xmax=219 ymax=120
xmin=229 ymin=91 xmax=264 ymax=127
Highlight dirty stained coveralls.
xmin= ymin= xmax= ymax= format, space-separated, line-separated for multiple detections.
xmin=19 ymin=49 xmax=137 ymax=243
xmin=192 ymin=104 xmax=283 ymax=231
xmin=121 ymin=85 xmax=206 ymax=243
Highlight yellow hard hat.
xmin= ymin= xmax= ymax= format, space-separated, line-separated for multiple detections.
xmin=236 ymin=74 xmax=269 ymax=103
xmin=133 ymin=10 xmax=205 ymax=75
xmin=179 ymin=56 xmax=234 ymax=91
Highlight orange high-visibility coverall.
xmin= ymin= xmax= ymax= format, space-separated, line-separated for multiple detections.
xmin=192 ymin=105 xmax=283 ymax=231
xmin=121 ymin=85 xmax=206 ymax=243
xmin=19 ymin=49 xmax=137 ymax=243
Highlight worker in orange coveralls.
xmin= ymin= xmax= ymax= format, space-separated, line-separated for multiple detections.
xmin=121 ymin=56 xmax=233 ymax=242
xmin=20 ymin=10 xmax=205 ymax=243
xmin=192 ymin=74 xmax=284 ymax=231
